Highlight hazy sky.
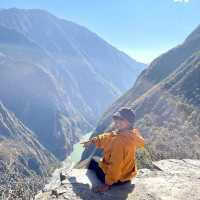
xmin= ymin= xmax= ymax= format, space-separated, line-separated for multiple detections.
xmin=1 ymin=0 xmax=200 ymax=64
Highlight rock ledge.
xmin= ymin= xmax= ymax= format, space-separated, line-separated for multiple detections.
xmin=35 ymin=159 xmax=200 ymax=200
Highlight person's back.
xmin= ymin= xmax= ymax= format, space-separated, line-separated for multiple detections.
xmin=92 ymin=128 xmax=144 ymax=184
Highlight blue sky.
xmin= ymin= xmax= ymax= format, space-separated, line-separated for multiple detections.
xmin=1 ymin=0 xmax=200 ymax=64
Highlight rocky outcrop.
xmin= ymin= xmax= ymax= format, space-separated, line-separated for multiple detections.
xmin=35 ymin=159 xmax=200 ymax=200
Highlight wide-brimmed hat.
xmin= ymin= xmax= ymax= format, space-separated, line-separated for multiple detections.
xmin=112 ymin=107 xmax=135 ymax=124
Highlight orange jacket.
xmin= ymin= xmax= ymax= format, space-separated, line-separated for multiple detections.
xmin=91 ymin=128 xmax=144 ymax=185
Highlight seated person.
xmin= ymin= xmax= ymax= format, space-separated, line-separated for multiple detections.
xmin=81 ymin=108 xmax=145 ymax=193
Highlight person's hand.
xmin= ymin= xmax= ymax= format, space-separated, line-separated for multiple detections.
xmin=80 ymin=140 xmax=93 ymax=148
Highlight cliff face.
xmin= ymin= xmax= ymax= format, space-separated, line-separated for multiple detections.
xmin=0 ymin=8 xmax=146 ymax=160
xmin=35 ymin=159 xmax=200 ymax=200
xmin=82 ymin=24 xmax=200 ymax=161
xmin=130 ymin=52 xmax=200 ymax=160
xmin=0 ymin=101 xmax=58 ymax=198
xmin=0 ymin=46 xmax=87 ymax=160
xmin=0 ymin=101 xmax=57 ymax=175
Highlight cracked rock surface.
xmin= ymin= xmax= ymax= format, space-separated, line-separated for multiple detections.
xmin=35 ymin=159 xmax=200 ymax=200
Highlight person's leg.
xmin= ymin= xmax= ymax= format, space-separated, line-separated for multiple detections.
xmin=113 ymin=180 xmax=131 ymax=186
xmin=88 ymin=159 xmax=105 ymax=183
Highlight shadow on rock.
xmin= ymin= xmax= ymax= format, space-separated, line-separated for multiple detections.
xmin=69 ymin=169 xmax=135 ymax=200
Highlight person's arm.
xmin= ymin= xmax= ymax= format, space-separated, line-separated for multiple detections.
xmin=91 ymin=133 xmax=112 ymax=148
xmin=104 ymin=140 xmax=124 ymax=185
xmin=81 ymin=132 xmax=112 ymax=148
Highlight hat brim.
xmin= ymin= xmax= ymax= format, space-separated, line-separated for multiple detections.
xmin=112 ymin=114 xmax=125 ymax=120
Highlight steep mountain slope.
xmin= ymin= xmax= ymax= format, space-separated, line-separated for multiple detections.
xmin=96 ymin=22 xmax=200 ymax=119
xmin=0 ymin=101 xmax=58 ymax=198
xmin=0 ymin=8 xmax=146 ymax=160
xmin=130 ymin=52 xmax=200 ymax=159
xmin=0 ymin=8 xmax=145 ymax=96
xmin=82 ymin=25 xmax=200 ymax=161
xmin=0 ymin=45 xmax=87 ymax=160
xmin=0 ymin=101 xmax=57 ymax=176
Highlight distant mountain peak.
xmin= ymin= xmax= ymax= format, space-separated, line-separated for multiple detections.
xmin=2 ymin=7 xmax=53 ymax=15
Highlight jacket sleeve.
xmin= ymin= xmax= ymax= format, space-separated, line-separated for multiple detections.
xmin=134 ymin=128 xmax=145 ymax=148
xmin=91 ymin=132 xmax=112 ymax=149
xmin=105 ymin=140 xmax=124 ymax=185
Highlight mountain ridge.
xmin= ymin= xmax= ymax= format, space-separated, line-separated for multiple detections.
xmin=81 ymin=23 xmax=200 ymax=161
xmin=0 ymin=8 xmax=146 ymax=160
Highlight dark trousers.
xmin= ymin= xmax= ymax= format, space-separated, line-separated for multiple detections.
xmin=88 ymin=159 xmax=105 ymax=183
xmin=88 ymin=159 xmax=130 ymax=185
